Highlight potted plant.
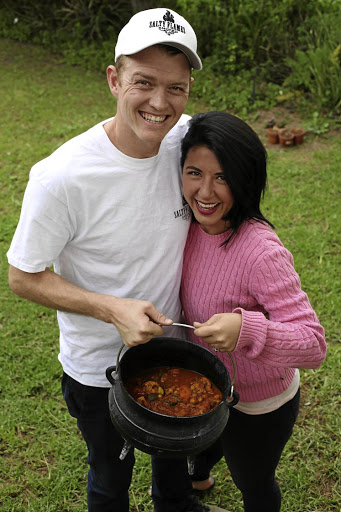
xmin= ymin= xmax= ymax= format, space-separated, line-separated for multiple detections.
xmin=279 ymin=129 xmax=294 ymax=147
xmin=266 ymin=127 xmax=279 ymax=144
xmin=291 ymin=128 xmax=305 ymax=145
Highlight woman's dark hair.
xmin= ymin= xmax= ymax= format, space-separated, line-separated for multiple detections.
xmin=181 ymin=111 xmax=274 ymax=246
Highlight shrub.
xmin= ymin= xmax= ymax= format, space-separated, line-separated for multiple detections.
xmin=0 ymin=0 xmax=340 ymax=114
xmin=285 ymin=45 xmax=341 ymax=112
xmin=284 ymin=10 xmax=341 ymax=112
xmin=0 ymin=0 xmax=131 ymax=50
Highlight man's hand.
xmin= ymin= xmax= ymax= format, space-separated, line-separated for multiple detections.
xmin=101 ymin=296 xmax=173 ymax=347
xmin=193 ymin=313 xmax=242 ymax=352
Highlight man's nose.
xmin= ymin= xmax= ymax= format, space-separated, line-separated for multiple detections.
xmin=149 ymin=88 xmax=168 ymax=110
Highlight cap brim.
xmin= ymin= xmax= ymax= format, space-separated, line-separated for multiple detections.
xmin=117 ymin=41 xmax=202 ymax=70
xmin=159 ymin=42 xmax=202 ymax=70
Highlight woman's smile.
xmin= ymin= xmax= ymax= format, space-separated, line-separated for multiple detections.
xmin=195 ymin=199 xmax=221 ymax=215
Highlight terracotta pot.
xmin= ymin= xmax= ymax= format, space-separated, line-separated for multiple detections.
xmin=266 ymin=128 xmax=279 ymax=144
xmin=279 ymin=129 xmax=294 ymax=147
xmin=291 ymin=128 xmax=305 ymax=145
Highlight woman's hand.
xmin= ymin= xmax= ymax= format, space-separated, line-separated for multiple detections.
xmin=193 ymin=313 xmax=242 ymax=352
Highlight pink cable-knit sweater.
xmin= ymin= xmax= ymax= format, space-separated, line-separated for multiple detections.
xmin=180 ymin=220 xmax=326 ymax=402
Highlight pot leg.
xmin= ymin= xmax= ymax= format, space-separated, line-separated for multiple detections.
xmin=119 ymin=440 xmax=132 ymax=460
xmin=187 ymin=455 xmax=195 ymax=475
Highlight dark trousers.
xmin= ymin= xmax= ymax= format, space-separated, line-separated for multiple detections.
xmin=62 ymin=372 xmax=135 ymax=512
xmin=152 ymin=389 xmax=300 ymax=512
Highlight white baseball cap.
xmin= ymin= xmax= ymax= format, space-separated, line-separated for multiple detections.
xmin=115 ymin=8 xmax=202 ymax=70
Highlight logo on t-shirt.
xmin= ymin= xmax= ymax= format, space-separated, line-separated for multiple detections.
xmin=173 ymin=197 xmax=191 ymax=221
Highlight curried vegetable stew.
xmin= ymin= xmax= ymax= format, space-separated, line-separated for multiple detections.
xmin=126 ymin=367 xmax=223 ymax=417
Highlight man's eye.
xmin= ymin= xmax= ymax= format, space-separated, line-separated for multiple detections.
xmin=171 ymin=86 xmax=186 ymax=92
xmin=137 ymin=80 xmax=149 ymax=86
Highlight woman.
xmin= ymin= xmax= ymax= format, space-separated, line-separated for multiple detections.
xmin=151 ymin=111 xmax=326 ymax=512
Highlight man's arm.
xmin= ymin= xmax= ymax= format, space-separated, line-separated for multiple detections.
xmin=8 ymin=266 xmax=171 ymax=346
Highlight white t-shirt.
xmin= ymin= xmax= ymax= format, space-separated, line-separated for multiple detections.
xmin=7 ymin=116 xmax=192 ymax=387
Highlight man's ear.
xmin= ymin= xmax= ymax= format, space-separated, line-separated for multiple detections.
xmin=106 ymin=65 xmax=119 ymax=99
xmin=189 ymin=76 xmax=194 ymax=91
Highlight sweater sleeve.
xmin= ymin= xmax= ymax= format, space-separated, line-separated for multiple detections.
xmin=234 ymin=243 xmax=326 ymax=369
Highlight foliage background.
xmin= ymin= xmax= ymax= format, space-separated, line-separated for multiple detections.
xmin=0 ymin=1 xmax=340 ymax=511
xmin=0 ymin=34 xmax=340 ymax=512
xmin=0 ymin=0 xmax=340 ymax=115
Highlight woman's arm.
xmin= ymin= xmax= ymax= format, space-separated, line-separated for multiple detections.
xmin=192 ymin=244 xmax=326 ymax=369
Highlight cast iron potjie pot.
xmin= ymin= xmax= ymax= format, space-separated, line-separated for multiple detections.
xmin=106 ymin=337 xmax=239 ymax=458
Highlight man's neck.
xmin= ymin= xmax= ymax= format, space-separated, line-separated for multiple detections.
xmin=103 ymin=118 xmax=160 ymax=158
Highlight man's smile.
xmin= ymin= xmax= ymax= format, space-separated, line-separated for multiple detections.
xmin=140 ymin=112 xmax=168 ymax=123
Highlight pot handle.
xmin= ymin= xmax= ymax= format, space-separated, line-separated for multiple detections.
xmin=106 ymin=366 xmax=117 ymax=385
xmin=106 ymin=343 xmax=126 ymax=385
xmin=227 ymin=389 xmax=239 ymax=408
xmin=226 ymin=351 xmax=237 ymax=397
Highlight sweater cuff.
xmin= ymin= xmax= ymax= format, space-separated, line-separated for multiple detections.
xmin=233 ymin=308 xmax=268 ymax=359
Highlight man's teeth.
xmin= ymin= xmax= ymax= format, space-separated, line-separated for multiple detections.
xmin=141 ymin=113 xmax=166 ymax=123
xmin=196 ymin=200 xmax=219 ymax=210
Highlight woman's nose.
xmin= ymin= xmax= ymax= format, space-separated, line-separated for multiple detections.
xmin=199 ymin=179 xmax=214 ymax=199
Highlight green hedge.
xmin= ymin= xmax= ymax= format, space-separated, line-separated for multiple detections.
xmin=1 ymin=0 xmax=340 ymax=113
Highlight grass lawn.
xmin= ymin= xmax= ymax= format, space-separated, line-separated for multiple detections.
xmin=0 ymin=38 xmax=340 ymax=511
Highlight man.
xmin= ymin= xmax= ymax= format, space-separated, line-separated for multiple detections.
xmin=7 ymin=7 xmax=227 ymax=512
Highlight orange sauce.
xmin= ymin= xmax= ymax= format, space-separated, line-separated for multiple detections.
xmin=126 ymin=367 xmax=222 ymax=417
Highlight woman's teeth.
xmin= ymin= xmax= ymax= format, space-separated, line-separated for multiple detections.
xmin=196 ymin=200 xmax=219 ymax=210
